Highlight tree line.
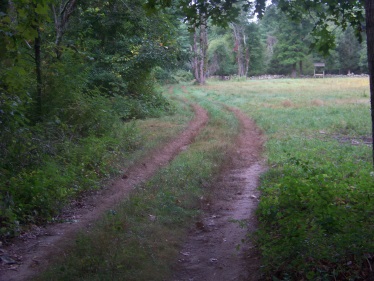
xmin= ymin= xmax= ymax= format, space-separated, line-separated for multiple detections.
xmin=0 ymin=0 xmax=184 ymax=236
xmin=186 ymin=3 xmax=368 ymax=84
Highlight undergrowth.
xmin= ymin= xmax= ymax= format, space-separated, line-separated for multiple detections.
xmin=0 ymin=87 xmax=177 ymax=240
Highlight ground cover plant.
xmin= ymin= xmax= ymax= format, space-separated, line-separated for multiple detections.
xmin=192 ymin=77 xmax=373 ymax=280
xmin=35 ymin=86 xmax=239 ymax=281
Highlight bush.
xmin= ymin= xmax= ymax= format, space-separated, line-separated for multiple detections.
xmin=172 ymin=69 xmax=194 ymax=83
xmin=152 ymin=66 xmax=178 ymax=85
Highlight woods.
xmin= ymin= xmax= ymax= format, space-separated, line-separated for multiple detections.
xmin=0 ymin=0 xmax=181 ymax=236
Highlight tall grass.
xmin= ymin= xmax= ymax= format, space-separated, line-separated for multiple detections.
xmin=194 ymin=77 xmax=374 ymax=280
xmin=35 ymin=89 xmax=239 ymax=281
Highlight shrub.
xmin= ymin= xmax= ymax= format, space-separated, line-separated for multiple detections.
xmin=172 ymin=69 xmax=194 ymax=83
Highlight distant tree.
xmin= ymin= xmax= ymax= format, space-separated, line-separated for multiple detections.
xmin=337 ymin=26 xmax=362 ymax=74
xmin=208 ymin=35 xmax=235 ymax=77
xmin=231 ymin=21 xmax=250 ymax=77
xmin=192 ymin=18 xmax=208 ymax=84
xmin=259 ymin=5 xmax=280 ymax=71
xmin=52 ymin=0 xmax=78 ymax=59
xmin=359 ymin=40 xmax=369 ymax=73
xmin=245 ymin=22 xmax=266 ymax=75
xmin=269 ymin=6 xmax=312 ymax=77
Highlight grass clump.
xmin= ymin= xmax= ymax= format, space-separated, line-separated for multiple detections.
xmin=35 ymin=95 xmax=238 ymax=281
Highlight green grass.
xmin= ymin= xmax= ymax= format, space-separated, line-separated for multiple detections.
xmin=187 ymin=77 xmax=374 ymax=280
xmin=116 ymin=97 xmax=194 ymax=168
xmin=35 ymin=90 xmax=239 ymax=281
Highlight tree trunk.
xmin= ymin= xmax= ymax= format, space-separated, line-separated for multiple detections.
xmin=35 ymin=27 xmax=42 ymax=121
xmin=299 ymin=60 xmax=303 ymax=75
xmin=245 ymin=48 xmax=250 ymax=77
xmin=8 ymin=0 xmax=16 ymax=23
xmin=52 ymin=0 xmax=78 ymax=59
xmin=191 ymin=20 xmax=207 ymax=85
xmin=199 ymin=18 xmax=207 ymax=85
xmin=192 ymin=27 xmax=200 ymax=82
xmin=291 ymin=63 xmax=297 ymax=78
xmin=365 ymin=0 xmax=374 ymax=167
xmin=232 ymin=23 xmax=245 ymax=77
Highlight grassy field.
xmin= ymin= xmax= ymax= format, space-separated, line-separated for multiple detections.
xmin=192 ymin=77 xmax=373 ymax=280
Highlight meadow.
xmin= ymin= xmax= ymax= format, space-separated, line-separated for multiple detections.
xmin=196 ymin=77 xmax=373 ymax=280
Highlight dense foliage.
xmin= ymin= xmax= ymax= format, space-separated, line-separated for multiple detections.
xmin=0 ymin=0 xmax=179 ymax=238
xmin=187 ymin=3 xmax=368 ymax=79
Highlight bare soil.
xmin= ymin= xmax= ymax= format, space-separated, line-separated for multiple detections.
xmin=171 ymin=107 xmax=265 ymax=281
xmin=0 ymin=103 xmax=208 ymax=281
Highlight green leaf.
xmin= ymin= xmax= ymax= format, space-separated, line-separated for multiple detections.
xmin=35 ymin=4 xmax=48 ymax=15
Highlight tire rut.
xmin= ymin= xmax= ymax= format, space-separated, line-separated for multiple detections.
xmin=0 ymin=102 xmax=209 ymax=281
xmin=171 ymin=106 xmax=265 ymax=281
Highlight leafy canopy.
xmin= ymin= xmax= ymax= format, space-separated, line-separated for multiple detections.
xmin=276 ymin=0 xmax=365 ymax=54
xmin=145 ymin=0 xmax=267 ymax=27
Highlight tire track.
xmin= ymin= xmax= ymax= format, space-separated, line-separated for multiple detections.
xmin=171 ymin=106 xmax=265 ymax=281
xmin=0 ymin=102 xmax=209 ymax=281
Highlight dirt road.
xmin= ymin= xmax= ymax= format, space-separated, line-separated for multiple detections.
xmin=0 ymin=97 xmax=265 ymax=281
xmin=0 ymin=102 xmax=208 ymax=281
xmin=171 ymin=107 xmax=265 ymax=281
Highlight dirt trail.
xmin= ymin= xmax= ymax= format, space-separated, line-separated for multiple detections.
xmin=0 ymin=103 xmax=208 ymax=281
xmin=171 ymin=107 xmax=265 ymax=281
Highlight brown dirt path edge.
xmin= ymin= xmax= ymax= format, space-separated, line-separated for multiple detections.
xmin=171 ymin=107 xmax=266 ymax=281
xmin=0 ymin=103 xmax=208 ymax=281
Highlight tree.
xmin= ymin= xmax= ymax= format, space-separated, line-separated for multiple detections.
xmin=245 ymin=22 xmax=265 ymax=76
xmin=0 ymin=0 xmax=185 ymax=232
xmin=337 ymin=26 xmax=362 ymax=74
xmin=1 ymin=0 xmax=53 ymax=121
xmin=266 ymin=5 xmax=312 ymax=77
xmin=231 ymin=20 xmax=250 ymax=77
xmin=52 ymin=0 xmax=78 ymax=59
xmin=191 ymin=18 xmax=208 ymax=84
xmin=145 ymin=0 xmax=266 ymax=29
xmin=208 ymin=34 xmax=235 ymax=77
xmin=230 ymin=14 xmax=265 ymax=77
